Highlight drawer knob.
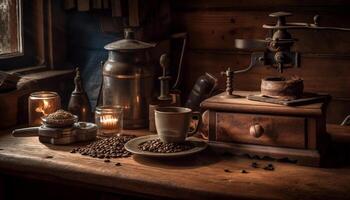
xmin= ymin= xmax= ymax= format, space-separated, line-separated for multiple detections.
xmin=249 ymin=124 xmax=264 ymax=138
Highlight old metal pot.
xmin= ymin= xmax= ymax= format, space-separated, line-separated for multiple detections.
xmin=102 ymin=29 xmax=156 ymax=129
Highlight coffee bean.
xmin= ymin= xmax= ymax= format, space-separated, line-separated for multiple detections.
xmin=240 ymin=169 xmax=248 ymax=174
xmin=264 ymin=164 xmax=275 ymax=171
xmin=224 ymin=169 xmax=232 ymax=173
xmin=70 ymin=135 xmax=135 ymax=159
xmin=138 ymin=139 xmax=194 ymax=153
xmin=115 ymin=162 xmax=121 ymax=166
xmin=104 ymin=159 xmax=110 ymax=163
xmin=251 ymin=162 xmax=258 ymax=168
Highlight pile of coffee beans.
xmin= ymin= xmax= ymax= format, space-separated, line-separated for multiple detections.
xmin=139 ymin=139 xmax=194 ymax=153
xmin=71 ymin=135 xmax=136 ymax=159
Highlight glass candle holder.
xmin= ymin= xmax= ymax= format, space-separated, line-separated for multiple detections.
xmin=95 ymin=106 xmax=123 ymax=137
xmin=28 ymin=91 xmax=61 ymax=126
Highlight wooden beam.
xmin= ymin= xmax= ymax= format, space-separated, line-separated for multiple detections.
xmin=128 ymin=0 xmax=139 ymax=26
xmin=77 ymin=0 xmax=90 ymax=11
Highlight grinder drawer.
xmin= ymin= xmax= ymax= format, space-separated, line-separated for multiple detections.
xmin=216 ymin=112 xmax=306 ymax=149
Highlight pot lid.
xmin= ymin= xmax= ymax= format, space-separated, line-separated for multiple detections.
xmin=104 ymin=29 xmax=156 ymax=51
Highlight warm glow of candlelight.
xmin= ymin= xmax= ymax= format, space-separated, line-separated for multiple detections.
xmin=100 ymin=115 xmax=118 ymax=129
xmin=35 ymin=100 xmax=51 ymax=116
xmin=95 ymin=106 xmax=123 ymax=137
xmin=28 ymin=91 xmax=61 ymax=126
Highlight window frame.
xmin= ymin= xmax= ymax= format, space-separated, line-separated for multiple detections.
xmin=0 ymin=0 xmax=23 ymax=59
xmin=0 ymin=0 xmax=67 ymax=71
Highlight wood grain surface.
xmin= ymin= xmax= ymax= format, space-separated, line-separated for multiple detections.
xmin=0 ymin=128 xmax=350 ymax=199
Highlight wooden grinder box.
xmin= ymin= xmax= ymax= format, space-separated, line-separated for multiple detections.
xmin=200 ymin=91 xmax=329 ymax=167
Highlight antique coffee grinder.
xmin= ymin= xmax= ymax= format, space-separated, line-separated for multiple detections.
xmin=217 ymin=11 xmax=350 ymax=100
xmin=102 ymin=29 xmax=156 ymax=129
xmin=201 ymin=12 xmax=350 ymax=167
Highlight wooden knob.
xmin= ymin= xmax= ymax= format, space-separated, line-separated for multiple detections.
xmin=249 ymin=124 xmax=264 ymax=138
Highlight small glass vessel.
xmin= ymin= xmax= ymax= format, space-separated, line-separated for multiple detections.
xmin=95 ymin=106 xmax=123 ymax=137
xmin=28 ymin=91 xmax=61 ymax=126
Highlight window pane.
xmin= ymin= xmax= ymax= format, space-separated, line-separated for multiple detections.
xmin=0 ymin=0 xmax=22 ymax=57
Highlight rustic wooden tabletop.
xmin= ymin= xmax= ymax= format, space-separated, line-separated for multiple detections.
xmin=0 ymin=128 xmax=349 ymax=200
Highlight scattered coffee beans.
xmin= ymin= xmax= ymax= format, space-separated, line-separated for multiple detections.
xmin=138 ymin=139 xmax=194 ymax=153
xmin=264 ymin=163 xmax=275 ymax=171
xmin=251 ymin=162 xmax=259 ymax=168
xmin=71 ymin=135 xmax=135 ymax=159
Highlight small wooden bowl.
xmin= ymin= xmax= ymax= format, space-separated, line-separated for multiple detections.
xmin=261 ymin=77 xmax=304 ymax=100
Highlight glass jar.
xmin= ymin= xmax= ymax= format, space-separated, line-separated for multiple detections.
xmin=28 ymin=91 xmax=61 ymax=126
xmin=95 ymin=106 xmax=123 ymax=137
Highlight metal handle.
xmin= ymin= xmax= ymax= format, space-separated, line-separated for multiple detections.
xmin=171 ymin=32 xmax=187 ymax=90
xmin=263 ymin=12 xmax=350 ymax=31
xmin=249 ymin=124 xmax=264 ymax=138
xmin=341 ymin=115 xmax=350 ymax=126
xmin=12 ymin=127 xmax=39 ymax=137
xmin=269 ymin=11 xmax=292 ymax=18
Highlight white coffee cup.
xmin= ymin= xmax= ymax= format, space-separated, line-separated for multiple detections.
xmin=155 ymin=107 xmax=200 ymax=143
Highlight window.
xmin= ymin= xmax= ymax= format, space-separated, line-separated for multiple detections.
xmin=0 ymin=0 xmax=55 ymax=70
xmin=0 ymin=0 xmax=22 ymax=58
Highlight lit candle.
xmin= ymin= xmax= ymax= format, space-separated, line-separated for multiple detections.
xmin=95 ymin=106 xmax=123 ymax=137
xmin=100 ymin=115 xmax=118 ymax=129
xmin=28 ymin=91 xmax=61 ymax=126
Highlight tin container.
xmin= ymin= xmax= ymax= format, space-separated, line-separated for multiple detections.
xmin=102 ymin=29 xmax=156 ymax=129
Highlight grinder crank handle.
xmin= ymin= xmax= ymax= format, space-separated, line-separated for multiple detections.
xmin=12 ymin=127 xmax=39 ymax=137
xmin=263 ymin=12 xmax=350 ymax=31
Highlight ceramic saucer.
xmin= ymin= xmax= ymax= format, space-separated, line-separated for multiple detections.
xmin=124 ymin=135 xmax=208 ymax=158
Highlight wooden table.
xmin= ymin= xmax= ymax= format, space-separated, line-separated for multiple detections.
xmin=0 ymin=128 xmax=350 ymax=200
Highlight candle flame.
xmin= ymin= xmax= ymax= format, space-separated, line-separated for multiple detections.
xmin=100 ymin=115 xmax=118 ymax=129
xmin=35 ymin=100 xmax=51 ymax=116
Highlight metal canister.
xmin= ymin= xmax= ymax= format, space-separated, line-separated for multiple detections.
xmin=102 ymin=29 xmax=156 ymax=129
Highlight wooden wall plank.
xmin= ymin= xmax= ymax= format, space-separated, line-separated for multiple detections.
xmin=111 ymin=0 xmax=122 ymax=17
xmin=92 ymin=0 xmax=102 ymax=9
xmin=173 ymin=10 xmax=350 ymax=54
xmin=171 ymin=0 xmax=350 ymax=11
xmin=128 ymin=0 xmax=140 ymax=26
xmin=64 ymin=0 xmax=75 ymax=10
xmin=77 ymin=0 xmax=90 ymax=11
xmin=171 ymin=1 xmax=350 ymax=124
